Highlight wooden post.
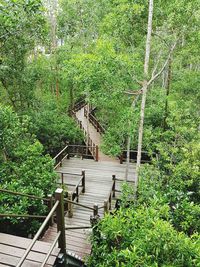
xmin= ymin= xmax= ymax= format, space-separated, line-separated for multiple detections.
xmin=109 ymin=193 xmax=112 ymax=210
xmin=48 ymin=194 xmax=54 ymax=226
xmin=76 ymin=187 xmax=79 ymax=202
xmin=104 ymin=200 xmax=108 ymax=215
xmin=120 ymin=154 xmax=123 ymax=164
xmin=82 ymin=170 xmax=85 ymax=193
xmin=55 ymin=189 xmax=66 ymax=257
xmin=112 ymin=175 xmax=116 ymax=198
xmin=96 ymin=145 xmax=99 ymax=161
xmin=93 ymin=204 xmax=98 ymax=216
xmin=61 ymin=173 xmax=64 ymax=186
xmin=68 ymin=192 xmax=73 ymax=218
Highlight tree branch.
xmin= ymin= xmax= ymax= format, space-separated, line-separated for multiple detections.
xmin=148 ymin=40 xmax=177 ymax=86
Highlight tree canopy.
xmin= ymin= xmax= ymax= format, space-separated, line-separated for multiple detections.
xmin=0 ymin=0 xmax=199 ymax=263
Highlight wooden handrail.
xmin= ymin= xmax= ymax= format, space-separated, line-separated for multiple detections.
xmin=16 ymin=188 xmax=66 ymax=267
xmin=16 ymin=200 xmax=59 ymax=267
xmin=119 ymin=150 xmax=156 ymax=164
xmin=41 ymin=231 xmax=61 ymax=267
xmin=0 ymin=188 xmax=49 ymax=202
xmin=67 ymin=143 xmax=99 ymax=161
xmin=84 ymin=106 xmax=105 ymax=134
xmin=0 ymin=214 xmax=46 ymax=219
xmin=114 ymin=177 xmax=135 ymax=183
xmin=58 ymin=170 xmax=85 ymax=194
xmin=64 ymin=198 xmax=95 ymax=211
xmin=72 ymin=99 xmax=86 ymax=112
xmin=65 ymin=225 xmax=91 ymax=230
xmin=53 ymin=144 xmax=69 ymax=161
xmin=103 ymin=175 xmax=116 ymax=214
xmin=53 ymin=144 xmax=69 ymax=169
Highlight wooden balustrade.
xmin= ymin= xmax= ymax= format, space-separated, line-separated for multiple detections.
xmin=119 ymin=150 xmax=155 ymax=164
xmin=67 ymin=144 xmax=98 ymax=161
xmin=73 ymin=99 xmax=86 ymax=112
xmin=83 ymin=106 xmax=105 ymax=134
xmin=57 ymin=170 xmax=86 ymax=217
xmin=13 ymin=188 xmax=66 ymax=267
xmin=102 ymin=175 xmax=117 ymax=215
xmin=53 ymin=144 xmax=69 ymax=169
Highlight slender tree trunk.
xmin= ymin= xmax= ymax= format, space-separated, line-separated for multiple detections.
xmin=86 ymin=103 xmax=90 ymax=154
xmin=125 ymin=134 xmax=131 ymax=181
xmin=163 ymin=57 xmax=172 ymax=130
xmin=69 ymin=84 xmax=74 ymax=114
xmin=125 ymin=94 xmax=140 ymax=181
xmin=135 ymin=0 xmax=154 ymax=193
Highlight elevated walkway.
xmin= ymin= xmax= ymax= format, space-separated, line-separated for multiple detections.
xmin=0 ymin=233 xmax=60 ymax=267
xmin=42 ymin=158 xmax=135 ymax=261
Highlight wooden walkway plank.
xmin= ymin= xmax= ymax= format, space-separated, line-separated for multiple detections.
xmin=0 ymin=233 xmax=60 ymax=267
xmin=43 ymin=157 xmax=136 ymax=260
xmin=42 ymin=104 xmax=136 ymax=261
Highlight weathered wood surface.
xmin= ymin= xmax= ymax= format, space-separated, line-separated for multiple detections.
xmin=0 ymin=233 xmax=60 ymax=267
xmin=43 ymin=158 xmax=136 ymax=260
xmin=76 ymin=106 xmax=117 ymax=162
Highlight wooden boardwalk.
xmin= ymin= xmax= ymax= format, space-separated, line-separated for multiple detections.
xmin=43 ymin=158 xmax=136 ymax=261
xmin=0 ymin=233 xmax=60 ymax=267
xmin=0 ymin=101 xmax=136 ymax=266
xmin=76 ymin=106 xmax=117 ymax=162
xmin=43 ymin=102 xmax=136 ymax=262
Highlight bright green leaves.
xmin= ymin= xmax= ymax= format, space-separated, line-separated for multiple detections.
xmin=0 ymin=0 xmax=47 ymax=111
xmin=100 ymin=0 xmax=146 ymax=48
xmin=88 ymin=205 xmax=200 ymax=266
xmin=0 ymin=105 xmax=57 ymax=235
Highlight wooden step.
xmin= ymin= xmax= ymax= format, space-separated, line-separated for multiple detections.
xmin=0 ymin=233 xmax=60 ymax=267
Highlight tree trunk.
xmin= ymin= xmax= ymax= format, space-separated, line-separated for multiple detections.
xmin=163 ymin=57 xmax=172 ymax=130
xmin=135 ymin=0 xmax=154 ymax=193
xmin=125 ymin=134 xmax=131 ymax=181
xmin=125 ymin=94 xmax=140 ymax=181
xmin=69 ymin=84 xmax=74 ymax=114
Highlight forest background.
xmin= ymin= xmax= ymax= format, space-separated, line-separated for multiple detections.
xmin=0 ymin=0 xmax=199 ymax=265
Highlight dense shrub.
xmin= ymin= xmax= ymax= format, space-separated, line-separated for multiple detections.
xmin=88 ymin=205 xmax=200 ymax=266
xmin=0 ymin=105 xmax=57 ymax=235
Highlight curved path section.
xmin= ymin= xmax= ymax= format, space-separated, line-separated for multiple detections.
xmin=76 ymin=105 xmax=117 ymax=162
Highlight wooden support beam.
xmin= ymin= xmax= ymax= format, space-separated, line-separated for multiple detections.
xmin=67 ymin=192 xmax=73 ymax=218
xmin=93 ymin=204 xmax=98 ymax=216
xmin=112 ymin=175 xmax=116 ymax=198
xmin=55 ymin=189 xmax=66 ymax=258
xmin=48 ymin=194 xmax=54 ymax=226
xmin=82 ymin=170 xmax=85 ymax=193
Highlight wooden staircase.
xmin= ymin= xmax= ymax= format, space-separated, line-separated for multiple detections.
xmin=0 ymin=233 xmax=60 ymax=267
xmin=0 ymin=100 xmax=136 ymax=267
xmin=42 ymin=101 xmax=136 ymax=264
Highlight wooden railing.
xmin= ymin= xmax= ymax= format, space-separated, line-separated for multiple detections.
xmin=84 ymin=107 xmax=105 ymax=134
xmin=69 ymin=115 xmax=99 ymax=161
xmin=119 ymin=150 xmax=154 ymax=164
xmin=55 ymin=170 xmax=100 ymax=219
xmin=0 ymin=188 xmax=67 ymax=267
xmin=53 ymin=144 xmax=69 ymax=169
xmin=72 ymin=99 xmax=86 ymax=112
xmin=56 ymin=170 xmax=85 ymax=217
xmin=100 ymin=175 xmax=135 ymax=214
xmin=68 ymin=144 xmax=99 ymax=161
xmin=100 ymin=175 xmax=116 ymax=214
xmin=53 ymin=143 xmax=99 ymax=167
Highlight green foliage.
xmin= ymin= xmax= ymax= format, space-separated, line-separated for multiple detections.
xmin=0 ymin=0 xmax=47 ymax=111
xmin=29 ymin=98 xmax=84 ymax=155
xmin=0 ymin=105 xmax=57 ymax=235
xmin=88 ymin=205 xmax=200 ymax=266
